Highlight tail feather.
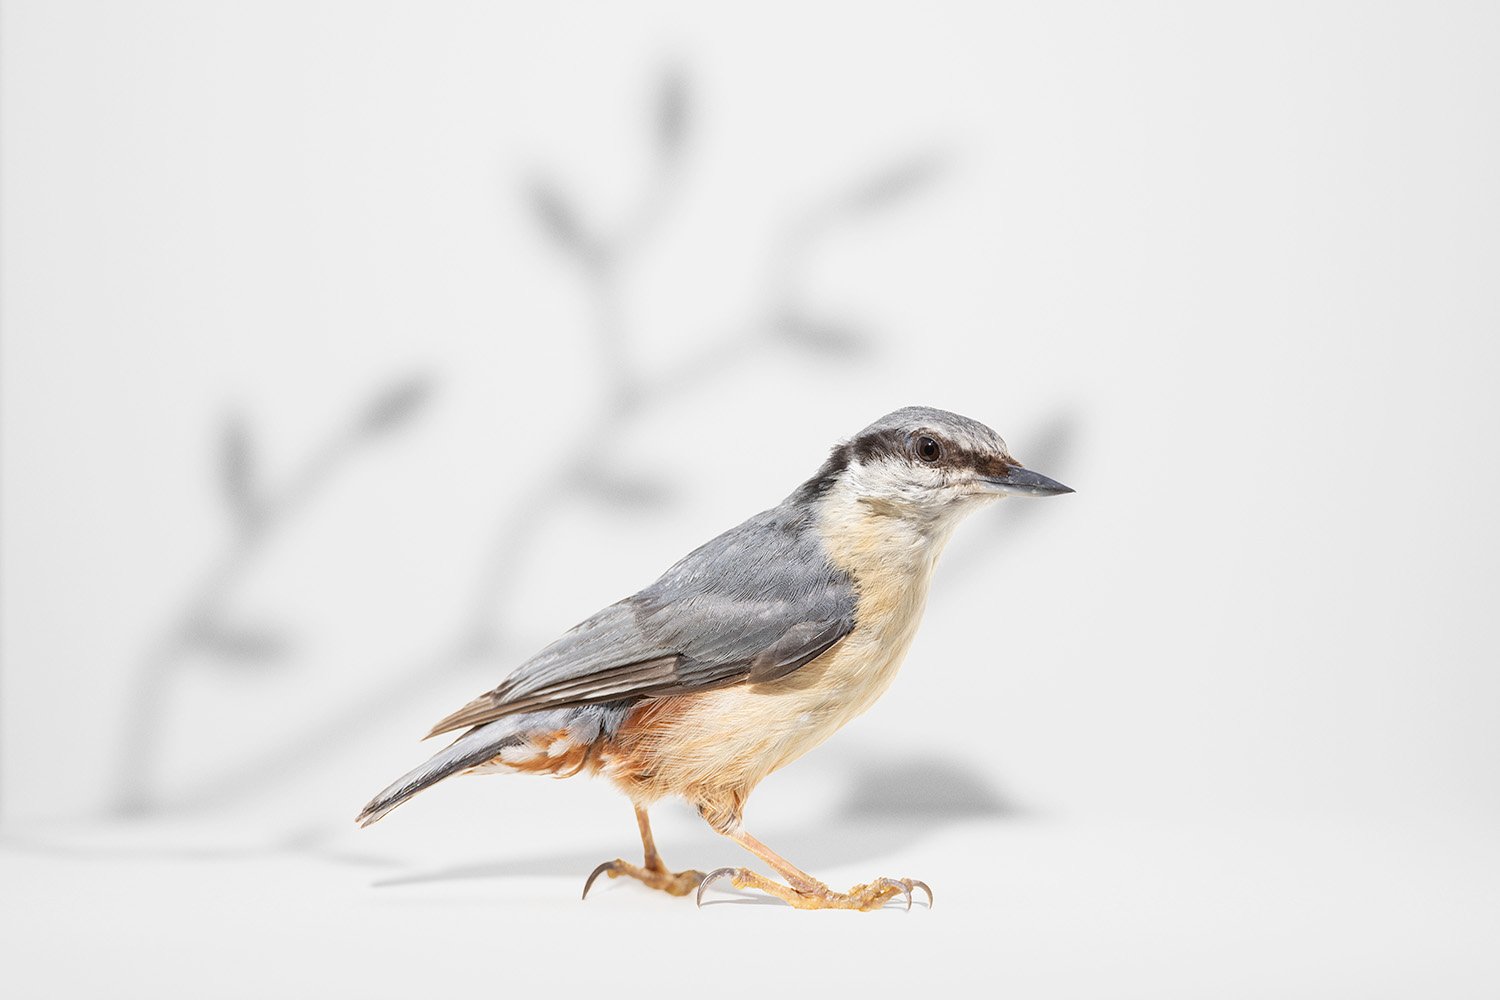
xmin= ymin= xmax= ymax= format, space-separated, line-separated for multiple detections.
xmin=355 ymin=703 xmax=630 ymax=827
xmin=356 ymin=717 xmax=531 ymax=827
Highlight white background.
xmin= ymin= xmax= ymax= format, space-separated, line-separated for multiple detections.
xmin=2 ymin=2 xmax=1497 ymax=997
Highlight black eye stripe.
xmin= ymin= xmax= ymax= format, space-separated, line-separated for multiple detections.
xmin=849 ymin=428 xmax=908 ymax=464
xmin=796 ymin=423 xmax=1015 ymax=502
xmin=846 ymin=426 xmax=1010 ymax=476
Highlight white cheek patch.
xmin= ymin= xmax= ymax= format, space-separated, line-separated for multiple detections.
xmin=843 ymin=456 xmax=942 ymax=504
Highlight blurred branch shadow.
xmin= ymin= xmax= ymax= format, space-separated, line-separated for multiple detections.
xmin=111 ymin=376 xmax=435 ymax=817
xmin=87 ymin=64 xmax=946 ymax=831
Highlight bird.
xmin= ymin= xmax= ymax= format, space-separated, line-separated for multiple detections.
xmin=356 ymin=406 xmax=1072 ymax=910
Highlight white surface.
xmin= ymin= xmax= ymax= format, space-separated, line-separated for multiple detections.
xmin=4 ymin=803 xmax=1497 ymax=998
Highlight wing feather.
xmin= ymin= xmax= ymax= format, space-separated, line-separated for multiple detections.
xmin=425 ymin=504 xmax=857 ymax=738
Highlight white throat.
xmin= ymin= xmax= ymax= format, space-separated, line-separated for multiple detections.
xmin=814 ymin=468 xmax=983 ymax=615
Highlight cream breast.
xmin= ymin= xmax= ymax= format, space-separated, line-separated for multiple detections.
xmin=602 ymin=484 xmax=964 ymax=806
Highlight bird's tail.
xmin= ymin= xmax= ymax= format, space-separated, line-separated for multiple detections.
xmin=355 ymin=715 xmax=537 ymax=827
xmin=355 ymin=705 xmax=622 ymax=827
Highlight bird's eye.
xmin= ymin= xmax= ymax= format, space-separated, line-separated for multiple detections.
xmin=915 ymin=436 xmax=942 ymax=463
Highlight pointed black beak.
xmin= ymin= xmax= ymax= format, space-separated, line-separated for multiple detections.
xmin=979 ymin=465 xmax=1074 ymax=497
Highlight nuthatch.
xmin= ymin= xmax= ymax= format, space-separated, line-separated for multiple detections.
xmin=357 ymin=406 xmax=1072 ymax=910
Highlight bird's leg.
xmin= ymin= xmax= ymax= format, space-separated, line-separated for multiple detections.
xmin=697 ymin=829 xmax=932 ymax=911
xmin=581 ymin=806 xmax=705 ymax=899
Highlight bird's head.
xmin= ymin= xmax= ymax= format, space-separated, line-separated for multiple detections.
xmin=797 ymin=406 xmax=1072 ymax=528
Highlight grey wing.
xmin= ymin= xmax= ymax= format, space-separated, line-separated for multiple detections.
xmin=424 ymin=505 xmax=857 ymax=738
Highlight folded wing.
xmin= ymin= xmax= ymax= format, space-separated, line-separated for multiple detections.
xmin=426 ymin=505 xmax=858 ymax=739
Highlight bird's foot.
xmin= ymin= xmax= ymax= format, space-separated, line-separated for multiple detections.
xmin=695 ymin=867 xmax=933 ymax=911
xmin=582 ymin=859 xmax=706 ymax=899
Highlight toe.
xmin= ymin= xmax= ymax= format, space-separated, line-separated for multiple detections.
xmin=876 ymin=878 xmax=913 ymax=911
xmin=695 ymin=867 xmax=742 ymax=907
xmin=581 ymin=860 xmax=621 ymax=900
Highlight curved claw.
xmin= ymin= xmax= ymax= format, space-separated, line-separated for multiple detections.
xmin=695 ymin=866 xmax=741 ymax=908
xmin=907 ymin=879 xmax=934 ymax=908
xmin=875 ymin=878 xmax=913 ymax=911
xmin=581 ymin=860 xmax=617 ymax=900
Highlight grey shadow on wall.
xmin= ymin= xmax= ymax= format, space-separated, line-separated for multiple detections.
xmin=96 ymin=64 xmax=948 ymax=828
xmin=61 ymin=66 xmax=984 ymax=881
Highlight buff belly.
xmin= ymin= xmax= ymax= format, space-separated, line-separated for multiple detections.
xmin=598 ymin=501 xmax=960 ymax=828
xmin=600 ymin=598 xmax=927 ymax=828
xmin=476 ymin=498 xmax=962 ymax=829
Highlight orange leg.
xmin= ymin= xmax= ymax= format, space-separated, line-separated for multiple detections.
xmin=697 ymin=829 xmax=932 ymax=912
xmin=582 ymin=806 xmax=705 ymax=899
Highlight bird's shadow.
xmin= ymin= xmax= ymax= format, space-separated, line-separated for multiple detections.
xmin=775 ymin=753 xmax=1020 ymax=872
xmin=372 ymin=754 xmax=1020 ymax=901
